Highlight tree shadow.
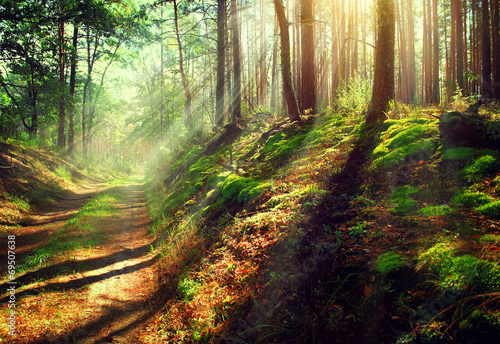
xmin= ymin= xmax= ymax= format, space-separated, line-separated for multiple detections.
xmin=26 ymin=258 xmax=175 ymax=344
xmin=0 ymin=241 xmax=159 ymax=303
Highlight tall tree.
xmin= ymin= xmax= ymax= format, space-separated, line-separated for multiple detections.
xmin=456 ymin=0 xmax=464 ymax=92
xmin=482 ymin=0 xmax=492 ymax=98
xmin=273 ymin=0 xmax=300 ymax=122
xmin=300 ymin=0 xmax=316 ymax=113
xmin=67 ymin=24 xmax=78 ymax=154
xmin=367 ymin=0 xmax=395 ymax=123
xmin=230 ymin=0 xmax=241 ymax=121
xmin=492 ymin=0 xmax=500 ymax=98
xmin=173 ymin=0 xmax=192 ymax=129
xmin=431 ymin=0 xmax=440 ymax=104
xmin=216 ymin=0 xmax=226 ymax=127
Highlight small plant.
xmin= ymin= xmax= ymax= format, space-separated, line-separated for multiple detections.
xmin=178 ymin=277 xmax=202 ymax=301
xmin=54 ymin=166 xmax=72 ymax=182
xmin=334 ymin=71 xmax=371 ymax=115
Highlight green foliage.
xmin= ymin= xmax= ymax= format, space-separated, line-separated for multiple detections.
xmin=450 ymin=190 xmax=493 ymax=208
xmin=456 ymin=309 xmax=500 ymax=344
xmin=418 ymin=205 xmax=453 ymax=217
xmin=372 ymin=119 xmax=438 ymax=169
xmin=418 ymin=243 xmax=500 ymax=293
xmin=54 ymin=166 xmax=72 ymax=182
xmin=334 ymin=72 xmax=371 ymax=115
xmin=178 ymin=277 xmax=202 ymax=301
xmin=375 ymin=251 xmax=406 ymax=275
xmin=5 ymin=193 xmax=30 ymax=212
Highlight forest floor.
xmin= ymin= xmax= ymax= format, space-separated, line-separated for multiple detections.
xmin=0 ymin=172 xmax=164 ymax=343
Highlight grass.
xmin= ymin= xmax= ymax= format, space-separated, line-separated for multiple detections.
xmin=17 ymin=191 xmax=119 ymax=273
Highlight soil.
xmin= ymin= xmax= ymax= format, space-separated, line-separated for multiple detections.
xmin=0 ymin=181 xmax=165 ymax=344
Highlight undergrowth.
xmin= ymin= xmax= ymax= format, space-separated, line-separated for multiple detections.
xmin=144 ymin=102 xmax=500 ymax=344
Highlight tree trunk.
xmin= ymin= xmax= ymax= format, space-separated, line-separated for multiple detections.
xmin=456 ymin=0 xmax=464 ymax=92
xmin=273 ymin=0 xmax=301 ymax=122
xmin=216 ymin=0 xmax=226 ymax=127
xmin=482 ymin=0 xmax=492 ymax=98
xmin=366 ymin=0 xmax=395 ymax=123
xmin=174 ymin=0 xmax=193 ymax=129
xmin=300 ymin=0 xmax=316 ymax=113
xmin=492 ymin=0 xmax=500 ymax=98
xmin=231 ymin=0 xmax=242 ymax=121
xmin=431 ymin=0 xmax=440 ymax=104
xmin=57 ymin=17 xmax=66 ymax=148
xmin=68 ymin=25 xmax=78 ymax=155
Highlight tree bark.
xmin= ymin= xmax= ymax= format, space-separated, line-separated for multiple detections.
xmin=57 ymin=16 xmax=66 ymax=148
xmin=173 ymin=0 xmax=193 ymax=129
xmin=492 ymin=0 xmax=500 ymax=98
xmin=482 ymin=0 xmax=492 ymax=98
xmin=456 ymin=0 xmax=464 ymax=91
xmin=431 ymin=0 xmax=440 ymax=104
xmin=68 ymin=24 xmax=78 ymax=155
xmin=216 ymin=0 xmax=226 ymax=127
xmin=300 ymin=0 xmax=316 ymax=113
xmin=366 ymin=0 xmax=395 ymax=123
xmin=273 ymin=0 xmax=301 ymax=122
xmin=231 ymin=0 xmax=242 ymax=121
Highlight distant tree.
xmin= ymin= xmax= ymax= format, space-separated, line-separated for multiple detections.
xmin=366 ymin=0 xmax=395 ymax=123
xmin=173 ymin=0 xmax=193 ymax=129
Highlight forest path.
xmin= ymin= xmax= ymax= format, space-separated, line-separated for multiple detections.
xmin=0 ymin=177 xmax=164 ymax=344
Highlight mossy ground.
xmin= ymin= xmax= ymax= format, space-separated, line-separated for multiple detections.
xmin=142 ymin=104 xmax=500 ymax=343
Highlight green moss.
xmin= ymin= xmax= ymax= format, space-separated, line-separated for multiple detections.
xmin=372 ymin=120 xmax=438 ymax=169
xmin=479 ymin=234 xmax=500 ymax=244
xmin=462 ymin=154 xmax=499 ymax=183
xmin=442 ymin=147 xmax=478 ymax=160
xmin=238 ymin=181 xmax=271 ymax=203
xmin=419 ymin=243 xmax=500 ymax=293
xmin=451 ymin=190 xmax=494 ymax=208
xmin=389 ymin=185 xmax=420 ymax=215
xmin=220 ymin=174 xmax=255 ymax=202
xmin=418 ymin=205 xmax=453 ymax=217
xmin=375 ymin=251 xmax=406 ymax=275
xmin=475 ymin=201 xmax=500 ymax=218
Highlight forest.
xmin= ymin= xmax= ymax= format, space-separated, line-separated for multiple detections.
xmin=1 ymin=0 xmax=500 ymax=343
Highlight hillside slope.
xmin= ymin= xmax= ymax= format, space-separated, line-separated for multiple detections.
xmin=0 ymin=141 xmax=90 ymax=226
xmin=144 ymin=104 xmax=500 ymax=344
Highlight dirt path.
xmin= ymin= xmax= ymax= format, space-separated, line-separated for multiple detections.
xmin=0 ymin=180 xmax=164 ymax=344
